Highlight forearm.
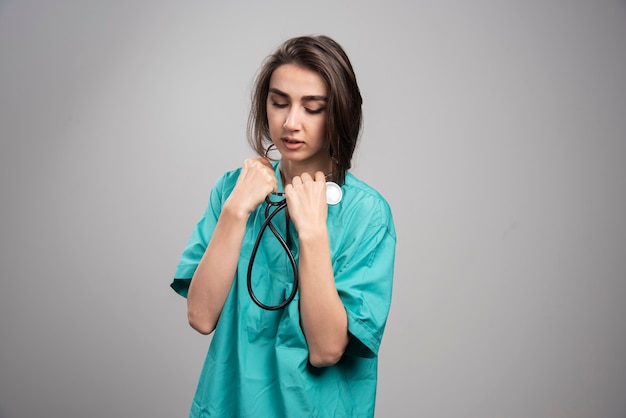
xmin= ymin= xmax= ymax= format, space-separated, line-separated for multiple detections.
xmin=187 ymin=205 xmax=248 ymax=334
xmin=298 ymin=227 xmax=349 ymax=367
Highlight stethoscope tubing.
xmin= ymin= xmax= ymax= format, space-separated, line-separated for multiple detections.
xmin=246 ymin=196 xmax=299 ymax=310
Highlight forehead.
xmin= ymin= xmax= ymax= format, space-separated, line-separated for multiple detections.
xmin=269 ymin=64 xmax=327 ymax=96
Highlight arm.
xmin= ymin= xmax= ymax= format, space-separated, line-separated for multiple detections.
xmin=285 ymin=172 xmax=349 ymax=367
xmin=187 ymin=158 xmax=277 ymax=334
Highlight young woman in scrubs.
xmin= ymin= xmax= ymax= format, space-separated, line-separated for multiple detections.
xmin=172 ymin=35 xmax=396 ymax=417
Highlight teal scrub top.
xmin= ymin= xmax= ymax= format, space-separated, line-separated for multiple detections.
xmin=172 ymin=162 xmax=396 ymax=418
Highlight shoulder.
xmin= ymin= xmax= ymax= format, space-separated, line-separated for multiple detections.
xmin=211 ymin=166 xmax=243 ymax=195
xmin=218 ymin=166 xmax=243 ymax=185
xmin=343 ymin=173 xmax=392 ymax=215
xmin=337 ymin=172 xmax=395 ymax=230
xmin=200 ymin=167 xmax=244 ymax=214
xmin=213 ymin=160 xmax=278 ymax=191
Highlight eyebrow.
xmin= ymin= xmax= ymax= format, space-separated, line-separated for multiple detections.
xmin=268 ymin=87 xmax=327 ymax=102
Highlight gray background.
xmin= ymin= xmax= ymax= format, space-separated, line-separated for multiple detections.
xmin=1 ymin=1 xmax=625 ymax=417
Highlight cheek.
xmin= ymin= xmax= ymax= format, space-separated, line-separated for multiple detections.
xmin=268 ymin=113 xmax=282 ymax=133
xmin=314 ymin=119 xmax=327 ymax=137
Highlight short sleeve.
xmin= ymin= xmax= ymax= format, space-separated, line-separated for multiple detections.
xmin=334 ymin=199 xmax=396 ymax=359
xmin=170 ymin=174 xmax=230 ymax=298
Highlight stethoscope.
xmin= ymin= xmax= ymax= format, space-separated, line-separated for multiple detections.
xmin=246 ymin=173 xmax=343 ymax=310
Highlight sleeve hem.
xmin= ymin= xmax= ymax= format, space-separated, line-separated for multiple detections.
xmin=170 ymin=277 xmax=192 ymax=298
xmin=345 ymin=311 xmax=382 ymax=358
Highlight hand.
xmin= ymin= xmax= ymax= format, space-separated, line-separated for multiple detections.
xmin=284 ymin=171 xmax=328 ymax=237
xmin=226 ymin=158 xmax=277 ymax=216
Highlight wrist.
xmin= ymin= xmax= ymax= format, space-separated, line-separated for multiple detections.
xmin=297 ymin=223 xmax=329 ymax=244
xmin=222 ymin=198 xmax=253 ymax=222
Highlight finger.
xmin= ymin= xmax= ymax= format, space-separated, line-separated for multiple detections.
xmin=299 ymin=172 xmax=313 ymax=183
xmin=242 ymin=158 xmax=255 ymax=169
xmin=314 ymin=171 xmax=325 ymax=182
xmin=259 ymin=157 xmax=273 ymax=169
xmin=291 ymin=175 xmax=303 ymax=186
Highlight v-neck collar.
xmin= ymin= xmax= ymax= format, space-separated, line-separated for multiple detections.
xmin=273 ymin=161 xmax=284 ymax=194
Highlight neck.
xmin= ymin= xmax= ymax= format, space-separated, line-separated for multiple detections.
xmin=279 ymin=158 xmax=333 ymax=185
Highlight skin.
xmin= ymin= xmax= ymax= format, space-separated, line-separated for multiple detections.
xmin=187 ymin=64 xmax=349 ymax=367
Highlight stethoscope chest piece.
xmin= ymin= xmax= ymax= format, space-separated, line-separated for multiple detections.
xmin=326 ymin=182 xmax=343 ymax=205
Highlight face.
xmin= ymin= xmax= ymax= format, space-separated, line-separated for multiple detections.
xmin=266 ymin=63 xmax=329 ymax=172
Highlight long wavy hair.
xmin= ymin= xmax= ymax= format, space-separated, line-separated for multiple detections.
xmin=247 ymin=35 xmax=363 ymax=185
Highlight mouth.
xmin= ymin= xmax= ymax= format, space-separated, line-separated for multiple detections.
xmin=282 ymin=137 xmax=304 ymax=150
xmin=282 ymin=137 xmax=303 ymax=144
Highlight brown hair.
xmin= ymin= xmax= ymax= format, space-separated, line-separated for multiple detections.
xmin=247 ymin=35 xmax=363 ymax=185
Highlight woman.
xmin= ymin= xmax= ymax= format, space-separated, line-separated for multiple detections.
xmin=172 ymin=35 xmax=396 ymax=417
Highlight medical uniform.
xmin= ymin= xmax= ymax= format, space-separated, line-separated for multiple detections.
xmin=172 ymin=162 xmax=395 ymax=418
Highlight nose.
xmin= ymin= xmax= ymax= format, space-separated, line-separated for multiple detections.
xmin=283 ymin=107 xmax=301 ymax=131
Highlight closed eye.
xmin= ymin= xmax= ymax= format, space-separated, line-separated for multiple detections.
xmin=271 ymin=101 xmax=288 ymax=109
xmin=305 ymin=107 xmax=326 ymax=115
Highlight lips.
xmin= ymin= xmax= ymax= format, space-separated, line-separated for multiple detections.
xmin=282 ymin=137 xmax=304 ymax=150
